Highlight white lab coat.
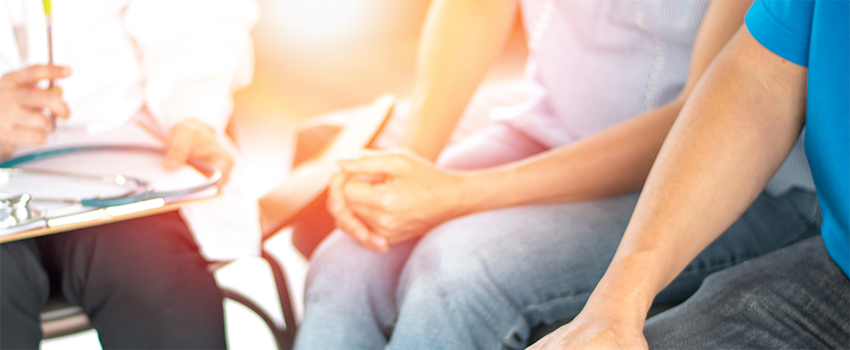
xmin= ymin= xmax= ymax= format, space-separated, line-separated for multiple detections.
xmin=0 ymin=0 xmax=262 ymax=260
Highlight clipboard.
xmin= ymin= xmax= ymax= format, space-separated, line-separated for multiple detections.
xmin=0 ymin=124 xmax=220 ymax=243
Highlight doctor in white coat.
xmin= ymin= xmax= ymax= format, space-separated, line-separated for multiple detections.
xmin=0 ymin=0 xmax=260 ymax=348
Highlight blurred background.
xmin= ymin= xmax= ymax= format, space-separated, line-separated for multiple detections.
xmin=231 ymin=0 xmax=529 ymax=235
xmin=42 ymin=1 xmax=528 ymax=348
xmin=235 ymin=0 xmax=526 ymax=127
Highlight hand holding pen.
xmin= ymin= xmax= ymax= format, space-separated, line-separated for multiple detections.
xmin=0 ymin=65 xmax=71 ymax=158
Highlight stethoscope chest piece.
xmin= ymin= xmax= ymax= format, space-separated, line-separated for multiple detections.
xmin=0 ymin=193 xmax=46 ymax=230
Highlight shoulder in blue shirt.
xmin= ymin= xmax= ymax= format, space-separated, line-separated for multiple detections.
xmin=746 ymin=0 xmax=849 ymax=277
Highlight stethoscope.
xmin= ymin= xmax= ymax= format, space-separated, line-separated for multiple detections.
xmin=1 ymin=145 xmax=222 ymax=207
xmin=0 ymin=145 xmax=221 ymax=230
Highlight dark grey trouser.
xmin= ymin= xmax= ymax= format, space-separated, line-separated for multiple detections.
xmin=0 ymin=211 xmax=226 ymax=350
xmin=645 ymin=235 xmax=850 ymax=349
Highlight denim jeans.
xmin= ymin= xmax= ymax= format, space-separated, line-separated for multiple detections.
xmin=644 ymin=235 xmax=850 ymax=349
xmin=294 ymin=185 xmax=821 ymax=350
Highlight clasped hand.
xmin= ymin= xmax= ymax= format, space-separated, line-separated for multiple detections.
xmin=328 ymin=150 xmax=468 ymax=252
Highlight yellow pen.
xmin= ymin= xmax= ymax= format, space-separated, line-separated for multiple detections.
xmin=43 ymin=0 xmax=56 ymax=131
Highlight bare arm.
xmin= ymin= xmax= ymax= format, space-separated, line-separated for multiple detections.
xmin=334 ymin=0 xmax=756 ymax=248
xmin=455 ymin=0 xmax=755 ymax=210
xmin=402 ymin=0 xmax=518 ymax=161
xmin=528 ymin=26 xmax=808 ymax=350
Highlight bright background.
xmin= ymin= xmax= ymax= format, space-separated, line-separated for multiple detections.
xmin=236 ymin=0 xmax=526 ymax=126
xmin=42 ymin=1 xmax=526 ymax=348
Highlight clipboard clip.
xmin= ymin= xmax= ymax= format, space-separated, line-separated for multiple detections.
xmin=0 ymin=193 xmax=46 ymax=230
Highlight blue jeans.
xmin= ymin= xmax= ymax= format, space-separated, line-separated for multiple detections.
xmin=294 ymin=187 xmax=820 ymax=350
xmin=644 ymin=235 xmax=850 ymax=349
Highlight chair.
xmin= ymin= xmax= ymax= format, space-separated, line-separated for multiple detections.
xmin=40 ymin=299 xmax=90 ymax=339
xmin=215 ymin=251 xmax=298 ymax=349
xmin=39 ymin=96 xmax=396 ymax=348
xmin=40 ymin=250 xmax=298 ymax=349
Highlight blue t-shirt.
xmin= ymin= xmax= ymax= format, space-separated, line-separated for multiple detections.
xmin=746 ymin=0 xmax=849 ymax=278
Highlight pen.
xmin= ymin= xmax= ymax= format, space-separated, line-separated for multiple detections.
xmin=43 ymin=0 xmax=55 ymax=131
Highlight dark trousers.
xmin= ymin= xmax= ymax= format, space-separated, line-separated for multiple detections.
xmin=645 ymin=236 xmax=850 ymax=349
xmin=0 ymin=211 xmax=226 ymax=349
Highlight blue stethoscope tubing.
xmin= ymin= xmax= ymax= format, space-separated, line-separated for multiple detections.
xmin=0 ymin=145 xmax=221 ymax=207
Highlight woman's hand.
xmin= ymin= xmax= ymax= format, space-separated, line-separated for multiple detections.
xmin=0 ymin=65 xmax=71 ymax=158
xmin=164 ymin=119 xmax=234 ymax=185
xmin=327 ymin=150 xmax=473 ymax=251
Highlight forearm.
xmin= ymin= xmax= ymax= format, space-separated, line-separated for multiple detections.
xmin=458 ymin=100 xmax=683 ymax=213
xmin=402 ymin=0 xmax=518 ymax=160
xmin=586 ymin=28 xmax=807 ymax=317
xmin=444 ymin=0 xmax=756 ymax=215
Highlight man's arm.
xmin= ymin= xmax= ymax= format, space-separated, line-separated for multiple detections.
xmin=527 ymin=26 xmax=808 ymax=350
xmin=332 ymin=0 xmax=755 ymax=248
xmin=402 ymin=0 xmax=518 ymax=160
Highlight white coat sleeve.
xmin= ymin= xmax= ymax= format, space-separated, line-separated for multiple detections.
xmin=123 ymin=0 xmax=263 ymax=261
xmin=123 ymin=0 xmax=259 ymax=135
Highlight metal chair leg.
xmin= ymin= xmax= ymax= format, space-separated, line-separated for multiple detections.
xmin=262 ymin=250 xmax=298 ymax=347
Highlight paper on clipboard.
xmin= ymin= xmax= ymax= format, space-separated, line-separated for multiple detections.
xmin=0 ymin=122 xmax=219 ymax=240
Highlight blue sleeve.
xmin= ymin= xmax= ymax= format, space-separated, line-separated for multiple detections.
xmin=745 ymin=0 xmax=815 ymax=67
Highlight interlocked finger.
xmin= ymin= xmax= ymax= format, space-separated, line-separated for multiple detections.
xmin=329 ymin=172 xmax=388 ymax=252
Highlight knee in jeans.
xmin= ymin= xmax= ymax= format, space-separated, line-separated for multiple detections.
xmin=304 ymin=233 xmax=399 ymax=302
xmin=307 ymin=236 xmax=363 ymax=280
xmin=400 ymin=237 xmax=497 ymax=314
xmin=303 ymin=256 xmax=352 ymax=300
